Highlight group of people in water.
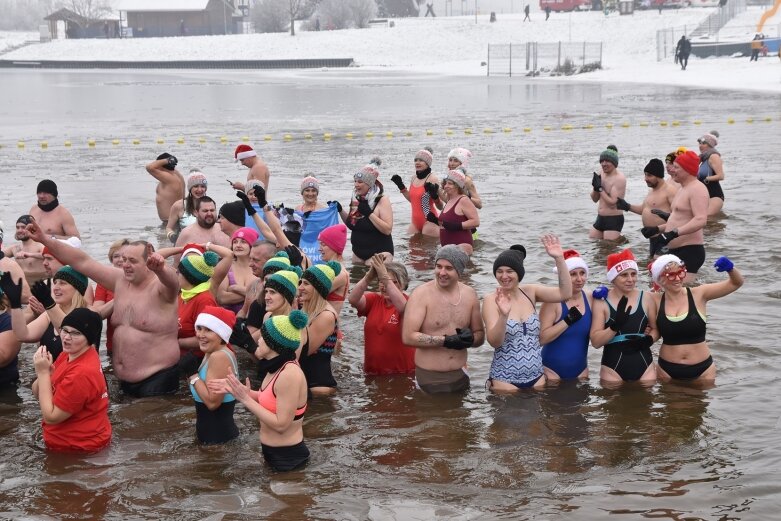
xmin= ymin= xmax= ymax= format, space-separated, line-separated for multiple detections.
xmin=0 ymin=135 xmax=741 ymax=471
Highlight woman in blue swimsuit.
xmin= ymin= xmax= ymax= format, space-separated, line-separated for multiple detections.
xmin=540 ymin=249 xmax=594 ymax=382
xmin=482 ymin=235 xmax=572 ymax=393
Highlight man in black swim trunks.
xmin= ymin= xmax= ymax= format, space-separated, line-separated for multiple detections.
xmin=589 ymin=148 xmax=627 ymax=241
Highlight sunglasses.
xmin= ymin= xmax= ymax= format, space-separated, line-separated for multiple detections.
xmin=663 ymin=267 xmax=687 ymax=280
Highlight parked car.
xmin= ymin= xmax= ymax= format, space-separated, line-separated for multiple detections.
xmin=539 ymin=0 xmax=593 ymax=12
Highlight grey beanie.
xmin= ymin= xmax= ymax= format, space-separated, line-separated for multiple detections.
xmin=435 ymin=245 xmax=468 ymax=276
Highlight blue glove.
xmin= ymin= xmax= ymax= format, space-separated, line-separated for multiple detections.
xmin=714 ymin=256 xmax=734 ymax=272
xmin=592 ymin=286 xmax=608 ymax=300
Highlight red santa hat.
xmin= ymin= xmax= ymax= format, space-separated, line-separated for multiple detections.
xmin=181 ymin=243 xmax=205 ymax=258
xmin=554 ymin=249 xmax=589 ymax=277
xmin=606 ymin=249 xmax=638 ymax=283
xmin=234 ymin=144 xmax=257 ymax=161
xmin=194 ymin=306 xmax=236 ymax=345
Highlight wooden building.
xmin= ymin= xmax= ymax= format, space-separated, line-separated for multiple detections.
xmin=117 ymin=0 xmax=243 ymax=37
xmin=44 ymin=8 xmax=121 ymax=39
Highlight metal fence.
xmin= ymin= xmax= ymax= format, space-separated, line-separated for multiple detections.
xmin=655 ymin=0 xmax=746 ymax=60
xmin=487 ymin=42 xmax=603 ymax=77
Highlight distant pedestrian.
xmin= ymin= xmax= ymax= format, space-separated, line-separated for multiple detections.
xmin=750 ymin=34 xmax=761 ymax=61
xmin=545 ymin=6 xmax=551 ymax=20
xmin=676 ymin=35 xmax=691 ymax=70
xmin=103 ymin=21 xmax=109 ymax=39
xmin=180 ymin=19 xmax=186 ymax=36
xmin=425 ymin=2 xmax=436 ymax=17
xmin=524 ymin=4 xmax=531 ymax=21
xmin=315 ymin=17 xmax=321 ymax=31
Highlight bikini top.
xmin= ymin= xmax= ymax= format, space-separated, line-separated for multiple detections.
xmin=657 ymin=288 xmax=707 ymax=345
xmin=258 ymin=360 xmax=307 ymax=420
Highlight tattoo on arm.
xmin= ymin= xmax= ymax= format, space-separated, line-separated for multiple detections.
xmin=417 ymin=333 xmax=440 ymax=345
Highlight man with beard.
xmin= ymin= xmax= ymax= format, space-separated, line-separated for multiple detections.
xmin=26 ymin=222 xmax=181 ymax=397
xmin=28 ymin=180 xmax=80 ymax=239
xmin=146 ymin=152 xmax=185 ymax=225
xmin=614 ymin=159 xmax=678 ymax=258
xmin=402 ymin=245 xmax=484 ymax=393
xmin=2 ymin=215 xmax=47 ymax=284
xmin=173 ymin=196 xmax=230 ymax=265
xmin=588 ymin=148 xmax=626 ymax=241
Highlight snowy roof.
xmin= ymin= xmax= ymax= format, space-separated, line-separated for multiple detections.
xmin=116 ymin=0 xmax=211 ymax=12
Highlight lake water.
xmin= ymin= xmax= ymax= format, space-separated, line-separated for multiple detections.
xmin=1 ymin=69 xmax=780 ymax=520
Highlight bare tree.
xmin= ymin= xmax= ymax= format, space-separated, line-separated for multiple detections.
xmin=56 ymin=0 xmax=113 ymax=21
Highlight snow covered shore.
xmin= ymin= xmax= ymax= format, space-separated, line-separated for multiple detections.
xmin=2 ymin=7 xmax=779 ymax=93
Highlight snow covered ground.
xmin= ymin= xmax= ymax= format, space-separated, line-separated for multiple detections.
xmin=0 ymin=31 xmax=38 ymax=53
xmin=2 ymin=6 xmax=779 ymax=92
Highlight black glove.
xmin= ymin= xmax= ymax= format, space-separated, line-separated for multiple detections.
xmin=651 ymin=209 xmax=670 ymax=221
xmin=229 ymin=318 xmax=258 ymax=354
xmin=638 ymin=334 xmax=654 ymax=350
xmin=390 ymin=174 xmax=406 ymax=192
xmin=608 ymin=296 xmax=632 ymax=332
xmin=327 ymin=200 xmax=343 ymax=213
xmin=442 ymin=220 xmax=462 ymax=231
xmin=425 ymin=182 xmax=439 ymax=200
xmin=0 ymin=271 xmax=23 ymax=309
xmin=303 ymin=210 xmax=312 ymax=219
xmin=591 ymin=172 xmax=602 ymax=192
xmin=616 ymin=198 xmax=631 ymax=211
xmin=251 ymin=185 xmax=267 ymax=207
xmin=31 ymin=279 xmax=55 ymax=310
xmin=640 ymin=226 xmax=660 ymax=239
xmin=357 ymin=198 xmax=373 ymax=217
xmin=426 ymin=212 xmax=440 ymax=225
xmin=658 ymin=229 xmax=679 ymax=246
xmin=443 ymin=328 xmax=474 ymax=350
xmin=236 ymin=190 xmax=256 ymax=216
xmin=284 ymin=245 xmax=303 ymax=267
xmin=166 ymin=155 xmax=178 ymax=170
xmin=563 ymin=306 xmax=583 ymax=326
xmin=0 ymin=251 xmax=4 ymax=261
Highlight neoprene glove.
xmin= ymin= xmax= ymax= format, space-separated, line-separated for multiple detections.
xmin=166 ymin=155 xmax=178 ymax=169
xmin=426 ymin=212 xmax=440 ymax=225
xmin=357 ymin=198 xmax=373 ymax=217
xmin=236 ymin=190 xmax=256 ymax=216
xmin=442 ymin=220 xmax=462 ymax=231
xmin=390 ymin=175 xmax=406 ymax=192
xmin=443 ymin=328 xmax=474 ymax=350
xmin=658 ymin=229 xmax=679 ymax=246
xmin=284 ymin=245 xmax=303 ymax=267
xmin=641 ymin=226 xmax=660 ymax=239
xmin=563 ymin=306 xmax=583 ymax=326
xmin=616 ymin=198 xmax=631 ymax=211
xmin=714 ymin=256 xmax=734 ymax=272
xmin=651 ymin=209 xmax=670 ymax=221
xmin=592 ymin=286 xmax=608 ymax=300
xmin=229 ymin=318 xmax=258 ymax=353
xmin=328 ymin=200 xmax=343 ymax=213
xmin=638 ymin=334 xmax=654 ymax=350
xmin=608 ymin=296 xmax=633 ymax=332
xmin=251 ymin=185 xmax=268 ymax=207
xmin=425 ymin=182 xmax=439 ymax=200
xmin=0 ymin=271 xmax=23 ymax=309
xmin=591 ymin=172 xmax=602 ymax=192
xmin=31 ymin=279 xmax=55 ymax=310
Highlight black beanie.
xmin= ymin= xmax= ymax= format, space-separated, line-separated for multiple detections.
xmin=36 ymin=179 xmax=58 ymax=198
xmin=644 ymin=158 xmax=665 ymax=178
xmin=219 ymin=201 xmax=246 ymax=227
xmin=61 ymin=307 xmax=103 ymax=348
xmin=493 ymin=245 xmax=527 ymax=281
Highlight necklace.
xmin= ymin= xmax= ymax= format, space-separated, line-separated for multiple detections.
xmin=439 ymin=285 xmax=463 ymax=307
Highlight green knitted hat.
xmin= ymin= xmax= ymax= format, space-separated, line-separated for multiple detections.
xmin=302 ymin=260 xmax=342 ymax=298
xmin=265 ymin=267 xmax=302 ymax=304
xmin=599 ymin=148 xmax=619 ymax=167
xmin=261 ymin=309 xmax=309 ymax=354
xmin=262 ymin=251 xmax=292 ymax=278
xmin=179 ymin=251 xmax=219 ymax=285
xmin=53 ymin=265 xmax=88 ymax=295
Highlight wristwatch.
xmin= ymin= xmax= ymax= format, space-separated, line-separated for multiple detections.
xmin=189 ymin=375 xmax=200 ymax=386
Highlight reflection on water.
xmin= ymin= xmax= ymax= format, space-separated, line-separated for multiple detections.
xmin=0 ymin=70 xmax=780 ymax=519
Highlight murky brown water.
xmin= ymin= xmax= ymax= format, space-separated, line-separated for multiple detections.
xmin=1 ymin=70 xmax=780 ymax=520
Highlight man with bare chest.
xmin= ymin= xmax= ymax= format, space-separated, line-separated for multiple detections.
xmin=402 ymin=245 xmax=485 ymax=393
xmin=28 ymin=180 xmax=80 ymax=239
xmin=614 ymin=159 xmax=678 ymax=257
xmin=589 ymin=148 xmax=626 ymax=241
xmin=146 ymin=153 xmax=185 ymax=225
xmin=28 ymin=223 xmax=181 ymax=397
xmin=231 ymin=144 xmax=271 ymax=196
xmin=2 ymin=215 xmax=46 ymax=284
xmin=173 ymin=196 xmax=230 ymax=265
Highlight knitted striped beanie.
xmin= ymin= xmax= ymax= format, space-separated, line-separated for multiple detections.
xmin=302 ymin=260 xmax=341 ymax=298
xmin=265 ymin=267 xmax=302 ymax=304
xmin=179 ymin=251 xmax=219 ymax=285
xmin=262 ymin=251 xmax=292 ymax=278
xmin=261 ymin=309 xmax=308 ymax=354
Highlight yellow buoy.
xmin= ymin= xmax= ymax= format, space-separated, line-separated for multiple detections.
xmin=445 ymin=129 xmax=453 ymax=135
xmin=385 ymin=131 xmax=393 ymax=138
xmin=464 ymin=128 xmax=473 ymax=135
xmin=639 ymin=122 xmax=649 ymax=127
xmin=562 ymin=124 xmax=573 ymax=131
xmin=283 ymin=134 xmax=292 ymax=141
xmin=323 ymin=133 xmax=332 ymax=140
xmin=132 ymin=139 xmax=140 ymax=145
xmin=346 ymin=132 xmax=354 ymax=139
xmin=88 ymin=139 xmax=96 ymax=147
xmin=426 ymin=129 xmax=433 ymax=136
xmin=583 ymin=124 xmax=594 ymax=129
xmin=621 ymin=122 xmax=630 ymax=128
xmin=198 ymin=137 xmax=206 ymax=143
xmin=764 ymin=117 xmax=772 ymax=122
xmin=671 ymin=121 xmax=680 ymax=127
xmin=543 ymin=126 xmax=552 ymax=131
xmin=17 ymin=141 xmax=25 ymax=148
xmin=263 ymin=135 xmax=272 ymax=141
xmin=502 ymin=127 xmax=512 ymax=133
xmin=523 ymin=127 xmax=532 ymax=133
xmin=482 ymin=128 xmax=492 ymax=134
xmin=693 ymin=120 xmax=702 ymax=125
xmin=304 ymin=133 xmax=312 ymax=139
xmin=365 ymin=131 xmax=374 ymax=138
xmin=40 ymin=141 xmax=48 ymax=149
xmin=156 ymin=138 xmax=164 ymax=144
xmin=112 ymin=139 xmax=120 ymax=145
xmin=242 ymin=136 xmax=249 ymax=141
xmin=219 ymin=136 xmax=228 ymax=143
xmin=64 ymin=140 xmax=72 ymax=147
xmin=405 ymin=131 xmax=413 ymax=137
xmin=746 ymin=118 xmax=753 ymax=124
xmin=660 ymin=121 xmax=668 ymax=127
xmin=727 ymin=118 xmax=735 ymax=124
xmin=177 ymin=137 xmax=185 ymax=144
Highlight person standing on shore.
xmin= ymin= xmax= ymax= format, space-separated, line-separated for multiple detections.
xmin=146 ymin=153 xmax=185 ymax=226
xmin=524 ymin=4 xmax=531 ymax=21
xmin=676 ymin=35 xmax=691 ymax=70
xmin=589 ymin=148 xmax=626 ymax=241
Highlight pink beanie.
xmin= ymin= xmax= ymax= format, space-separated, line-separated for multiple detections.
xmin=319 ymin=224 xmax=347 ymax=255
xmin=231 ymin=227 xmax=259 ymax=245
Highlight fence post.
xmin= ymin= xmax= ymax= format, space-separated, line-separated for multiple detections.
xmin=582 ymin=41 xmax=586 ymax=68
xmin=487 ymin=44 xmax=490 ymax=76
xmin=509 ymin=43 xmax=512 ymax=77
xmin=525 ymin=42 xmax=529 ymax=70
xmin=599 ymin=42 xmax=603 ymax=69
xmin=557 ymin=41 xmax=561 ymax=70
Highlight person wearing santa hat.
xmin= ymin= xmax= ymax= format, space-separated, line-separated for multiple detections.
xmin=231 ymin=143 xmax=271 ymax=197
xmin=590 ymin=249 xmax=658 ymax=385
xmin=189 ymin=306 xmax=240 ymax=444
xmin=650 ymin=254 xmax=743 ymax=383
xmin=640 ymin=150 xmax=708 ymax=283
xmin=540 ymin=249 xmax=594 ymax=382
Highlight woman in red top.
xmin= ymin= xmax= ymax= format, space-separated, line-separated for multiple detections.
xmin=348 ymin=254 xmax=415 ymax=375
xmin=32 ymin=308 xmax=111 ymax=453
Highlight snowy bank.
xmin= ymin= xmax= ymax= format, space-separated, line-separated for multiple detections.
xmin=3 ymin=8 xmax=780 ymax=93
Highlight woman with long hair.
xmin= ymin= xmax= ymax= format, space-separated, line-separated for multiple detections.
xmin=208 ymin=227 xmax=259 ymax=313
xmin=318 ymin=224 xmax=349 ymax=314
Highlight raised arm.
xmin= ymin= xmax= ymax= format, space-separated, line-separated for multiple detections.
xmin=528 ymin=234 xmax=572 ymax=303
xmin=698 ymin=258 xmax=744 ymax=302
xmin=482 ymin=290 xmax=509 ymax=348
xmin=146 ymin=248 xmax=179 ymax=302
xmin=348 ymin=264 xmax=376 ymax=315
